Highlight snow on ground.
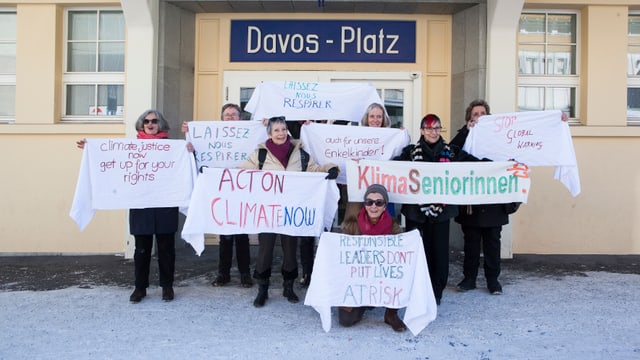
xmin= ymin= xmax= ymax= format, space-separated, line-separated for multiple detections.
xmin=1 ymin=271 xmax=639 ymax=359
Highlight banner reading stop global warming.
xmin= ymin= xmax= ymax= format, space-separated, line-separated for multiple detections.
xmin=300 ymin=123 xmax=410 ymax=184
xmin=463 ymin=110 xmax=580 ymax=196
xmin=185 ymin=120 xmax=268 ymax=169
xmin=244 ymin=81 xmax=383 ymax=122
xmin=346 ymin=159 xmax=531 ymax=204
xmin=304 ymin=230 xmax=437 ymax=336
xmin=69 ymin=139 xmax=197 ymax=231
xmin=181 ymin=167 xmax=340 ymax=255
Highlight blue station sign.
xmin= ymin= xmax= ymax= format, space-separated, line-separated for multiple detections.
xmin=230 ymin=20 xmax=416 ymax=63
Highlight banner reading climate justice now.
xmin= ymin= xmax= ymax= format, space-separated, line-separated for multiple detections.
xmin=346 ymin=159 xmax=531 ymax=204
xmin=181 ymin=167 xmax=340 ymax=255
xmin=69 ymin=139 xmax=197 ymax=231
xmin=185 ymin=120 xmax=268 ymax=169
xmin=300 ymin=123 xmax=410 ymax=184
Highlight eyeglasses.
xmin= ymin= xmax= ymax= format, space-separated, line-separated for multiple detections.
xmin=269 ymin=116 xmax=286 ymax=122
xmin=364 ymin=199 xmax=386 ymax=207
xmin=143 ymin=118 xmax=158 ymax=125
xmin=422 ymin=126 xmax=442 ymax=132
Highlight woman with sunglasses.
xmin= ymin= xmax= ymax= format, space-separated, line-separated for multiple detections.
xmin=338 ymin=184 xmax=406 ymax=332
xmin=77 ymin=109 xmax=183 ymax=303
xmin=394 ymin=114 xmax=478 ymax=306
xmin=239 ymin=116 xmax=339 ymax=308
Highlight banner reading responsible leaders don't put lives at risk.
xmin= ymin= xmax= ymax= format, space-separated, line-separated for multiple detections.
xmin=181 ymin=167 xmax=340 ymax=255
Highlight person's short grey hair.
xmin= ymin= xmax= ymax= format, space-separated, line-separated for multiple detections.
xmin=134 ymin=109 xmax=170 ymax=132
xmin=266 ymin=116 xmax=287 ymax=135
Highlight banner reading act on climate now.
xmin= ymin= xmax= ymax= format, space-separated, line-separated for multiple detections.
xmin=181 ymin=167 xmax=339 ymax=255
xmin=300 ymin=123 xmax=410 ymax=184
xmin=346 ymin=159 xmax=531 ymax=204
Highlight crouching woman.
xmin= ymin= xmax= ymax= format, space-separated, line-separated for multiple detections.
xmin=338 ymin=184 xmax=407 ymax=332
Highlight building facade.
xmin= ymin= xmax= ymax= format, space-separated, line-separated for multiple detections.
xmin=1 ymin=0 xmax=639 ymax=256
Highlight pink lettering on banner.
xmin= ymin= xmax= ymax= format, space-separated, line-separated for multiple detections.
xmin=97 ymin=140 xmax=176 ymax=186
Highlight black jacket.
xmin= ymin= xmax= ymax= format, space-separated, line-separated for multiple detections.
xmin=129 ymin=207 xmax=179 ymax=235
xmin=394 ymin=136 xmax=478 ymax=224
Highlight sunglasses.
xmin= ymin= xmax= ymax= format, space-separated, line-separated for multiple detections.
xmin=364 ymin=199 xmax=386 ymax=207
xmin=143 ymin=118 xmax=158 ymax=125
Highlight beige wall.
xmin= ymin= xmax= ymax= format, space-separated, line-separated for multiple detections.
xmin=512 ymin=2 xmax=640 ymax=254
xmin=1 ymin=1 xmax=127 ymax=254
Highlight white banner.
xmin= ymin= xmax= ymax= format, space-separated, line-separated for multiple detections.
xmin=346 ymin=159 xmax=531 ymax=204
xmin=244 ymin=81 xmax=383 ymax=122
xmin=304 ymin=230 xmax=437 ymax=336
xmin=463 ymin=110 xmax=580 ymax=196
xmin=181 ymin=167 xmax=340 ymax=255
xmin=300 ymin=123 xmax=410 ymax=184
xmin=185 ymin=121 xmax=268 ymax=169
xmin=69 ymin=139 xmax=197 ymax=231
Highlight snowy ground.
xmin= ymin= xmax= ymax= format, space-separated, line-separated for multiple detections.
xmin=1 ymin=268 xmax=639 ymax=359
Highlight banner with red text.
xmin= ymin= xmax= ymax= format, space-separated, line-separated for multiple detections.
xmin=300 ymin=123 xmax=410 ymax=184
xmin=185 ymin=120 xmax=268 ymax=169
xmin=181 ymin=167 xmax=340 ymax=255
xmin=346 ymin=159 xmax=531 ymax=204
xmin=244 ymin=81 xmax=383 ymax=122
xmin=69 ymin=139 xmax=197 ymax=231
xmin=304 ymin=230 xmax=437 ymax=336
xmin=463 ymin=110 xmax=580 ymax=196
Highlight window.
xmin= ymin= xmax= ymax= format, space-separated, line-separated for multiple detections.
xmin=0 ymin=10 xmax=16 ymax=121
xmin=63 ymin=9 xmax=124 ymax=121
xmin=518 ymin=12 xmax=578 ymax=122
xmin=628 ymin=14 xmax=640 ymax=125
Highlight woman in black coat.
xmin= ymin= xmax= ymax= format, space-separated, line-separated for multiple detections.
xmin=394 ymin=114 xmax=477 ymax=305
xmin=451 ymin=100 xmax=518 ymax=295
xmin=77 ymin=109 xmax=180 ymax=303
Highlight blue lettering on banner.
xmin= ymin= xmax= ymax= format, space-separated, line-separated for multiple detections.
xmin=230 ymin=20 xmax=416 ymax=63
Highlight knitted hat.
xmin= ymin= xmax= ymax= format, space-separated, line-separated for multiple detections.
xmin=364 ymin=184 xmax=389 ymax=204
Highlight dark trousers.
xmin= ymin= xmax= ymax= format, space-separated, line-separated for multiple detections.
xmin=299 ymin=236 xmax=316 ymax=276
xmin=406 ymin=219 xmax=450 ymax=301
xmin=218 ymin=234 xmax=251 ymax=276
xmin=461 ymin=225 xmax=502 ymax=281
xmin=134 ymin=233 xmax=175 ymax=289
xmin=254 ymin=233 xmax=298 ymax=280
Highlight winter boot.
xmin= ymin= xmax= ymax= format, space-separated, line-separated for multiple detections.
xmin=384 ymin=308 xmax=407 ymax=332
xmin=282 ymin=279 xmax=299 ymax=303
xmin=253 ymin=279 xmax=269 ymax=307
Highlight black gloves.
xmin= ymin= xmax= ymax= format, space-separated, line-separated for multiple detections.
xmin=420 ymin=204 xmax=444 ymax=217
xmin=325 ymin=167 xmax=339 ymax=180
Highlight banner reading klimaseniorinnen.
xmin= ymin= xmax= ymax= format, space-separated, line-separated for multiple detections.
xmin=346 ymin=159 xmax=530 ymax=204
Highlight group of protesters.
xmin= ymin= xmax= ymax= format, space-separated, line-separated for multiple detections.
xmin=77 ymin=98 xmax=519 ymax=334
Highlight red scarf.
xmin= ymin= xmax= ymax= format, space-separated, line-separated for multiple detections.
xmin=137 ymin=131 xmax=169 ymax=139
xmin=265 ymin=136 xmax=292 ymax=168
xmin=357 ymin=207 xmax=393 ymax=235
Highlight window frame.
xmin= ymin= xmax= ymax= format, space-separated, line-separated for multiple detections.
xmin=628 ymin=12 xmax=640 ymax=125
xmin=0 ymin=9 xmax=17 ymax=122
xmin=518 ymin=10 xmax=580 ymax=125
xmin=61 ymin=7 xmax=125 ymax=123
